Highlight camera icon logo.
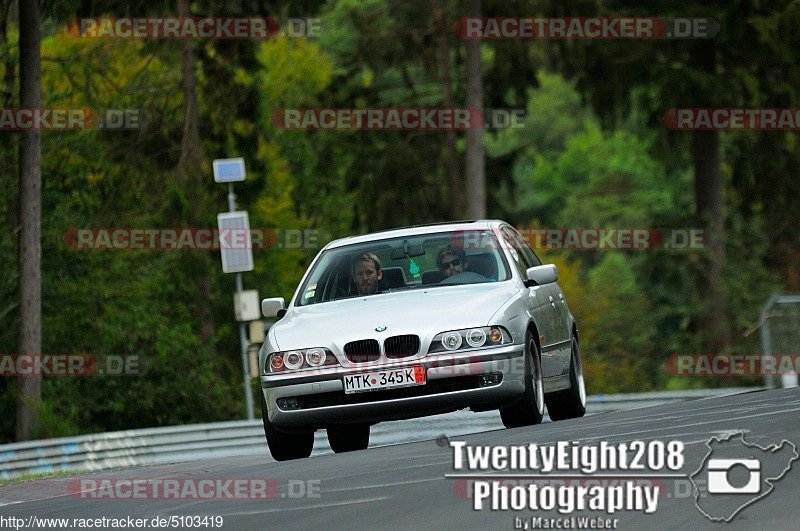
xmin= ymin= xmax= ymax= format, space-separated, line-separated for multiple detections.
xmin=707 ymin=458 xmax=761 ymax=494
xmin=692 ymin=432 xmax=797 ymax=522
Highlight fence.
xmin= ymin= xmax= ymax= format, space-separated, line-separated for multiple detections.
xmin=0 ymin=388 xmax=758 ymax=480
xmin=759 ymin=293 xmax=800 ymax=388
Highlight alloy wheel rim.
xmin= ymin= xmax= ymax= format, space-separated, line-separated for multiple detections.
xmin=531 ymin=338 xmax=544 ymax=414
xmin=574 ymin=341 xmax=586 ymax=406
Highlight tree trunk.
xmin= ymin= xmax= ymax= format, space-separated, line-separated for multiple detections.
xmin=464 ymin=0 xmax=485 ymax=218
xmin=177 ymin=0 xmax=203 ymax=176
xmin=176 ymin=0 xmax=215 ymax=345
xmin=690 ymin=40 xmax=729 ymax=354
xmin=1 ymin=0 xmax=17 ymax=232
xmin=1 ymin=0 xmax=15 ymax=107
xmin=16 ymin=0 xmax=42 ymax=441
xmin=436 ymin=0 xmax=463 ymax=218
xmin=693 ymin=130 xmax=729 ymax=353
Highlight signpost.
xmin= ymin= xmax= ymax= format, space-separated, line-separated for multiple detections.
xmin=214 ymin=158 xmax=255 ymax=420
xmin=217 ymin=212 xmax=253 ymax=273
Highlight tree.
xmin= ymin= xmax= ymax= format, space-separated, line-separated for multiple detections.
xmin=175 ymin=0 xmax=215 ymax=346
xmin=556 ymin=1 xmax=798 ymax=353
xmin=434 ymin=0 xmax=463 ymax=217
xmin=464 ymin=0 xmax=485 ymax=218
xmin=0 ymin=0 xmax=13 ymax=107
xmin=16 ymin=0 xmax=42 ymax=441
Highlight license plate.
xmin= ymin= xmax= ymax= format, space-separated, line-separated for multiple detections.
xmin=343 ymin=366 xmax=426 ymax=394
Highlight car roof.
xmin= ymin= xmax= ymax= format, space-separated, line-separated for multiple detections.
xmin=323 ymin=220 xmax=507 ymax=250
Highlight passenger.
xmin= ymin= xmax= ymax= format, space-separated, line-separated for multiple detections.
xmin=436 ymin=245 xmax=468 ymax=278
xmin=352 ymin=253 xmax=383 ymax=295
xmin=436 ymin=245 xmax=488 ymax=283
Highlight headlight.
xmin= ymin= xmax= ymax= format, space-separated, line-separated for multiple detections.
xmin=430 ymin=326 xmax=511 ymax=354
xmin=284 ymin=350 xmax=304 ymax=370
xmin=441 ymin=331 xmax=462 ymax=350
xmin=269 ymin=355 xmax=284 ymax=371
xmin=266 ymin=348 xmax=339 ymax=373
xmin=466 ymin=328 xmax=486 ymax=348
xmin=305 ymin=348 xmax=327 ymax=367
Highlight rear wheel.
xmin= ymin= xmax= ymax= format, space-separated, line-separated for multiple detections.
xmin=500 ymin=330 xmax=544 ymax=428
xmin=545 ymin=337 xmax=586 ymax=420
xmin=327 ymin=423 xmax=370 ymax=453
xmin=260 ymin=393 xmax=314 ymax=461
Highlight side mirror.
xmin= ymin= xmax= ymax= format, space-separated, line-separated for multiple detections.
xmin=261 ymin=297 xmax=286 ymax=318
xmin=525 ymin=264 xmax=558 ymax=286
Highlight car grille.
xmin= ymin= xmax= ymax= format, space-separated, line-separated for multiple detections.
xmin=344 ymin=339 xmax=380 ymax=363
xmin=384 ymin=335 xmax=420 ymax=358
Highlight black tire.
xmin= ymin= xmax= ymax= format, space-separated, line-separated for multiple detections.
xmin=327 ymin=423 xmax=370 ymax=453
xmin=546 ymin=337 xmax=587 ymax=421
xmin=260 ymin=393 xmax=314 ymax=461
xmin=500 ymin=330 xmax=545 ymax=428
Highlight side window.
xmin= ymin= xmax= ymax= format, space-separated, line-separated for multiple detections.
xmin=509 ymin=228 xmax=542 ymax=267
xmin=501 ymin=227 xmax=531 ymax=276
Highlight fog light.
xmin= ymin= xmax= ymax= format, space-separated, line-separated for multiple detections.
xmin=277 ymin=397 xmax=300 ymax=410
xmin=479 ymin=373 xmax=502 ymax=387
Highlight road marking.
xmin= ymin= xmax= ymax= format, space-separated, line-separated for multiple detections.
xmin=0 ymin=500 xmax=25 ymax=507
xmin=217 ymin=495 xmax=389 ymax=515
xmin=321 ymin=476 xmax=443 ymax=494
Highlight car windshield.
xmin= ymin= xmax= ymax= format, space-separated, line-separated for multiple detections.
xmin=296 ymin=230 xmax=512 ymax=306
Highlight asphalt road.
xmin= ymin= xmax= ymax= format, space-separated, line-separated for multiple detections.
xmin=2 ymin=387 xmax=798 ymax=530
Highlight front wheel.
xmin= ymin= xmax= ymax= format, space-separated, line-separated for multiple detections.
xmin=500 ymin=330 xmax=545 ymax=428
xmin=545 ymin=337 xmax=587 ymax=421
xmin=327 ymin=423 xmax=370 ymax=453
xmin=261 ymin=393 xmax=314 ymax=461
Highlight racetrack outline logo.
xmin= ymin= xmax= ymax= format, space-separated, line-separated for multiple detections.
xmin=690 ymin=432 xmax=798 ymax=522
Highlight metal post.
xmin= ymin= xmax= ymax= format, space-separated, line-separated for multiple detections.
xmin=229 ymin=183 xmax=255 ymax=420
xmin=759 ymin=295 xmax=775 ymax=390
xmin=227 ymin=183 xmax=236 ymax=212
xmin=236 ymin=272 xmax=255 ymax=420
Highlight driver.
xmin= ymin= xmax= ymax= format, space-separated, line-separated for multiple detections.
xmin=352 ymin=253 xmax=383 ymax=295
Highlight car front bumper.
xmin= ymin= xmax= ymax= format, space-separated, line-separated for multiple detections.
xmin=261 ymin=344 xmax=527 ymax=430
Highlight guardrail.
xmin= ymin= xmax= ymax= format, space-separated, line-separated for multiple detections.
xmin=0 ymin=388 xmax=760 ymax=480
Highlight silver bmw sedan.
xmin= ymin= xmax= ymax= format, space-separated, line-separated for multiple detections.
xmin=258 ymin=220 xmax=586 ymax=460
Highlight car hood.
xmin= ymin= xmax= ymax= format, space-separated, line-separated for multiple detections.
xmin=270 ymin=282 xmax=519 ymax=352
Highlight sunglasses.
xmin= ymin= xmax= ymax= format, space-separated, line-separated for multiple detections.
xmin=439 ymin=258 xmax=462 ymax=270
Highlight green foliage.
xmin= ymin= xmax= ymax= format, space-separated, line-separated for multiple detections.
xmin=256 ymin=35 xmax=332 ymax=108
xmin=1 ymin=1 xmax=796 ymax=443
xmin=582 ymin=254 xmax=656 ymax=393
xmin=495 ymin=71 xmax=779 ymax=393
